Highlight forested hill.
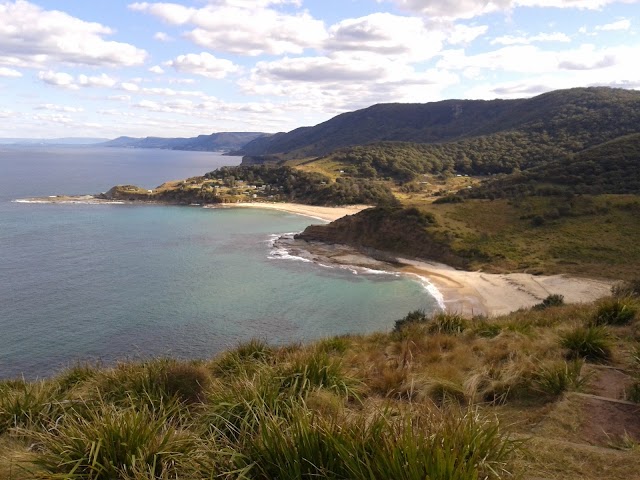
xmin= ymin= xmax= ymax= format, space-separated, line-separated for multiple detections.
xmin=236 ymin=87 xmax=640 ymax=161
xmin=101 ymin=132 xmax=268 ymax=152
xmin=466 ymin=132 xmax=640 ymax=198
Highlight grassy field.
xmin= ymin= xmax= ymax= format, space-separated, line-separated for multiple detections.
xmin=419 ymin=195 xmax=640 ymax=280
xmin=2 ymin=290 xmax=639 ymax=479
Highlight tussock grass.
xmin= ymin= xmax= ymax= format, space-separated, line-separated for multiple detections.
xmin=560 ymin=326 xmax=613 ymax=362
xmin=533 ymin=360 xmax=589 ymax=397
xmin=27 ymin=400 xmax=195 ymax=479
xmin=591 ymin=297 xmax=638 ymax=326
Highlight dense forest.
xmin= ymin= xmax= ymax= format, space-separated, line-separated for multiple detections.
xmin=204 ymin=165 xmax=398 ymax=206
xmin=465 ymin=133 xmax=640 ymax=198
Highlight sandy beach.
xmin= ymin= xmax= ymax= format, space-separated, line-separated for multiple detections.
xmin=212 ymin=202 xmax=372 ymax=222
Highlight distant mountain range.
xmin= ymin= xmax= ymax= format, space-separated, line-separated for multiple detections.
xmin=0 ymin=137 xmax=110 ymax=145
xmin=100 ymin=132 xmax=268 ymax=152
xmin=235 ymin=87 xmax=640 ymax=164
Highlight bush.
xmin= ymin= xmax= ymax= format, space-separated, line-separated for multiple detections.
xmin=560 ymin=326 xmax=612 ymax=362
xmin=534 ymin=294 xmax=565 ymax=310
xmin=393 ymin=309 xmax=428 ymax=332
xmin=591 ymin=298 xmax=637 ymax=326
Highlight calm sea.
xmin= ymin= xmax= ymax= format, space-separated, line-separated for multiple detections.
xmin=0 ymin=147 xmax=438 ymax=379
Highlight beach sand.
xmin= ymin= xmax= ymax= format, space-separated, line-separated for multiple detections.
xmin=213 ymin=202 xmax=371 ymax=222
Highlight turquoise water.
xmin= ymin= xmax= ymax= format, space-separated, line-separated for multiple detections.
xmin=0 ymin=147 xmax=438 ymax=379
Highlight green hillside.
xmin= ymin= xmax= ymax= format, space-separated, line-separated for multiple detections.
xmin=236 ymin=87 xmax=640 ymax=162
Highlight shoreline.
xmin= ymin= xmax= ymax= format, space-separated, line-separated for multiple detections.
xmin=16 ymin=195 xmax=615 ymax=316
xmin=208 ymin=202 xmax=371 ymax=222
xmin=274 ymin=236 xmax=615 ymax=318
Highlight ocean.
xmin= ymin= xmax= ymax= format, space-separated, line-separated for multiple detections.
xmin=0 ymin=146 xmax=439 ymax=379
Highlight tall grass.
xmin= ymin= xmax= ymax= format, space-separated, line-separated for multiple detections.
xmin=96 ymin=358 xmax=210 ymax=407
xmin=590 ymin=297 xmax=637 ymax=326
xmin=533 ymin=360 xmax=588 ymax=397
xmin=29 ymin=400 xmax=195 ymax=479
xmin=560 ymin=326 xmax=612 ymax=362
xmin=243 ymin=406 xmax=517 ymax=480
xmin=0 ymin=380 xmax=64 ymax=434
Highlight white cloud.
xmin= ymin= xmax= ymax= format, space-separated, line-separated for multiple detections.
xmin=36 ymin=103 xmax=84 ymax=113
xmin=149 ymin=65 xmax=165 ymax=74
xmin=596 ymin=19 xmax=631 ymax=31
xmin=165 ymin=52 xmax=238 ymax=79
xmin=0 ymin=66 xmax=21 ymax=77
xmin=38 ymin=70 xmax=77 ymax=89
xmin=120 ymin=82 xmax=140 ymax=92
xmin=491 ymin=32 xmax=571 ymax=45
xmin=387 ymin=0 xmax=640 ymax=20
xmin=129 ymin=1 xmax=327 ymax=56
xmin=108 ymin=94 xmax=131 ymax=101
xmin=0 ymin=0 xmax=146 ymax=68
xmin=446 ymin=24 xmax=489 ymax=45
xmin=77 ymin=73 xmax=117 ymax=88
xmin=241 ymin=53 xmax=458 ymax=115
xmin=153 ymin=32 xmax=172 ymax=42
xmin=38 ymin=70 xmax=117 ymax=89
xmin=436 ymin=43 xmax=637 ymax=75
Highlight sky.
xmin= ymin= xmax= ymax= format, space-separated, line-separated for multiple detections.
xmin=0 ymin=0 xmax=638 ymax=139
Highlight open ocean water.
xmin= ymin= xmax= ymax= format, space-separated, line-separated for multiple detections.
xmin=0 ymin=146 xmax=439 ymax=379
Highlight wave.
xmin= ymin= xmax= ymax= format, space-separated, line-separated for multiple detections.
xmin=267 ymin=232 xmax=445 ymax=309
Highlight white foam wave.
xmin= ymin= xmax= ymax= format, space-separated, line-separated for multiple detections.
xmin=266 ymin=232 xmax=445 ymax=308
xmin=405 ymin=273 xmax=446 ymax=311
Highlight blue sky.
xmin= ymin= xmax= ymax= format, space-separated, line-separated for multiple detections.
xmin=0 ymin=0 xmax=638 ymax=138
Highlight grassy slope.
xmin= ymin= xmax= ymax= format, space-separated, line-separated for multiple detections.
xmin=2 ymin=296 xmax=640 ymax=479
xmin=424 ymin=195 xmax=640 ymax=279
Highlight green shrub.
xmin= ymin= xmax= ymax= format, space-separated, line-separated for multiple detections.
xmin=534 ymin=294 xmax=565 ymax=310
xmin=55 ymin=363 xmax=98 ymax=392
xmin=533 ymin=360 xmax=588 ymax=397
xmin=393 ymin=309 xmax=428 ymax=332
xmin=627 ymin=381 xmax=640 ymax=403
xmin=591 ymin=298 xmax=637 ymax=326
xmin=560 ymin=326 xmax=612 ymax=362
